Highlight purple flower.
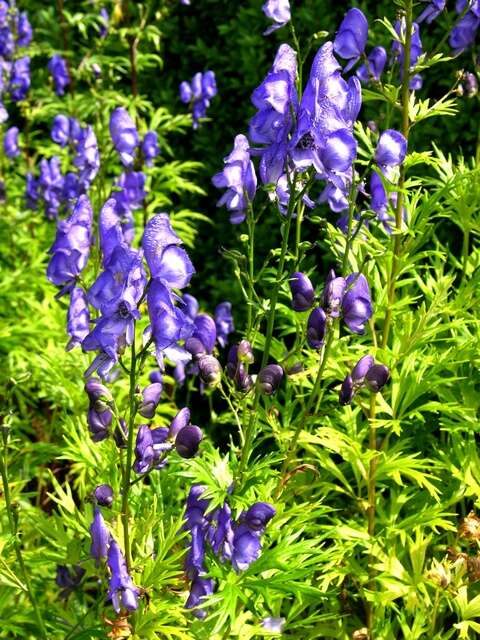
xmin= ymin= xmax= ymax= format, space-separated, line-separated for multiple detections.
xmin=212 ymin=134 xmax=257 ymax=224
xmin=258 ymin=364 xmax=283 ymax=395
xmin=169 ymin=407 xmax=191 ymax=438
xmin=89 ymin=506 xmax=110 ymax=566
xmin=38 ymin=156 xmax=65 ymax=219
xmin=342 ymin=273 xmax=373 ymax=334
xmin=375 ymin=130 xmax=407 ymax=168
xmin=289 ymin=272 xmax=315 ymax=312
xmin=226 ymin=345 xmax=253 ymax=392
xmin=142 ymin=130 xmax=159 ymax=166
xmin=417 ymin=0 xmax=446 ymax=24
xmin=339 ymin=355 xmax=389 ymax=404
xmin=48 ymin=54 xmax=70 ymax=96
xmin=17 ymin=11 xmax=33 ymax=47
xmin=192 ymin=314 xmax=217 ymax=354
xmin=185 ymin=576 xmax=214 ymax=619
xmin=323 ymin=269 xmax=347 ymax=317
xmin=356 ymin=46 xmax=387 ymax=84
xmin=262 ymin=0 xmax=291 ymax=35
xmin=392 ymin=20 xmax=423 ymax=90
xmin=307 ymin=307 xmax=327 ymax=349
xmin=333 ymin=8 xmax=368 ymax=71
xmin=197 ymin=355 xmax=222 ymax=387
xmin=462 ymin=71 xmax=479 ymax=96
xmin=66 ymin=287 xmax=90 ymax=350
xmin=25 ymin=172 xmax=38 ymax=209
xmin=339 ymin=374 xmax=354 ymax=405
xmin=180 ymin=71 xmax=217 ymax=128
xmin=51 ymin=115 xmax=70 ymax=147
xmin=214 ymin=302 xmax=234 ymax=347
xmin=113 ymin=171 xmax=146 ymax=220
xmin=450 ymin=9 xmax=480 ymax=54
xmin=134 ymin=424 xmax=156 ymax=474
xmin=74 ymin=126 xmax=100 ymax=188
xmin=110 ymin=107 xmax=139 ymax=167
xmin=4 ymin=126 xmax=19 ymax=158
xmin=56 ymin=565 xmax=85 ymax=600
xmin=175 ymin=424 xmax=203 ymax=458
xmin=94 ymin=484 xmax=114 ymax=507
xmin=85 ymin=377 xmax=113 ymax=441
xmin=243 ymin=503 xmax=275 ymax=532
xmin=9 ymin=56 xmax=30 ymax=101
xmin=138 ymin=382 xmax=163 ymax=419
xmin=99 ymin=7 xmax=109 ymax=37
xmin=47 ymin=194 xmax=93 ymax=288
xmin=107 ymin=538 xmax=139 ymax=612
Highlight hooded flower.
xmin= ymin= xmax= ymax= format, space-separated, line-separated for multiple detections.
xmin=74 ymin=125 xmax=100 ymax=188
xmin=180 ymin=71 xmax=217 ymax=128
xmin=107 ymin=539 xmax=139 ymax=613
xmin=66 ymin=287 xmax=90 ymax=350
xmin=339 ymin=355 xmax=389 ymax=404
xmin=289 ymin=272 xmax=315 ymax=311
xmin=356 ymin=46 xmax=387 ymax=84
xmin=214 ymin=302 xmax=234 ymax=347
xmin=110 ymin=107 xmax=139 ymax=167
xmin=142 ymin=130 xmax=159 ymax=166
xmin=212 ymin=134 xmax=257 ymax=224
xmin=333 ymin=8 xmax=368 ymax=71
xmin=262 ymin=0 xmax=291 ymax=35
xmin=89 ymin=507 xmax=110 ymax=566
xmin=417 ymin=0 xmax=446 ymax=24
xmin=392 ymin=20 xmax=423 ymax=90
xmin=48 ymin=54 xmax=70 ymax=96
xmin=4 ymin=125 xmax=19 ymax=158
xmin=9 ymin=56 xmax=30 ymax=101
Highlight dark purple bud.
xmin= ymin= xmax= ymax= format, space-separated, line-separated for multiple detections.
xmin=243 ymin=503 xmax=275 ymax=532
xmin=364 ymin=364 xmax=390 ymax=393
xmin=342 ymin=273 xmax=373 ymax=335
xmin=94 ymin=484 xmax=114 ymax=507
xmin=323 ymin=270 xmax=347 ymax=317
xmin=149 ymin=369 xmax=163 ymax=384
xmin=133 ymin=424 xmax=155 ymax=474
xmin=176 ymin=425 xmax=203 ymax=458
xmin=289 ymin=272 xmax=315 ymax=312
xmin=237 ymin=339 xmax=254 ymax=364
xmin=375 ymin=130 xmax=407 ymax=168
xmin=113 ymin=418 xmax=128 ymax=448
xmin=339 ymin=375 xmax=354 ymax=405
xmin=198 ymin=355 xmax=222 ymax=387
xmin=55 ymin=565 xmax=85 ymax=600
xmin=307 ymin=307 xmax=327 ymax=349
xmin=185 ymin=575 xmax=214 ymax=619
xmin=85 ymin=378 xmax=113 ymax=411
xmin=463 ymin=71 xmax=478 ymax=97
xmin=138 ymin=382 xmax=163 ymax=419
xmin=236 ymin=364 xmax=253 ymax=392
xmin=169 ymin=407 xmax=191 ymax=438
xmin=87 ymin=407 xmax=112 ymax=442
xmin=89 ymin=507 xmax=110 ymax=566
xmin=185 ymin=336 xmax=207 ymax=360
xmin=193 ymin=314 xmax=217 ymax=354
xmin=286 ymin=362 xmax=303 ymax=375
xmin=258 ymin=364 xmax=283 ymax=395
xmin=351 ymin=355 xmax=374 ymax=383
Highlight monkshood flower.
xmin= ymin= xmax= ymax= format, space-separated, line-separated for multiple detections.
xmin=230 ymin=503 xmax=275 ymax=572
xmin=113 ymin=171 xmax=146 ymax=223
xmin=142 ymin=131 xmax=159 ymax=166
xmin=56 ymin=565 xmax=85 ymax=600
xmin=179 ymin=71 xmax=217 ymax=129
xmin=94 ymin=484 xmax=114 ymax=507
xmin=356 ymin=46 xmax=387 ymax=84
xmin=450 ymin=3 xmax=480 ymax=55
xmin=48 ymin=54 xmax=70 ymax=96
xmin=186 ymin=576 xmax=214 ymax=619
xmin=339 ymin=355 xmax=390 ymax=404
xmin=375 ymin=129 xmax=408 ymax=168
xmin=85 ymin=377 xmax=114 ymax=441
xmin=99 ymin=7 xmax=109 ymax=37
xmin=198 ymin=355 xmax=222 ymax=387
xmin=323 ymin=270 xmax=373 ymax=334
xmin=392 ymin=20 xmax=423 ymax=90
xmin=9 ymin=56 xmax=30 ymax=101
xmin=289 ymin=272 xmax=315 ymax=312
xmin=249 ymin=44 xmax=297 ymax=187
xmin=138 ymin=382 xmax=163 ymax=419
xmin=370 ymin=129 xmax=407 ymax=230
xmin=212 ymin=134 xmax=257 ymax=224
xmin=258 ymin=364 xmax=283 ymax=395
xmin=17 ymin=11 xmax=32 ymax=47
xmin=307 ymin=307 xmax=327 ymax=349
xmin=25 ymin=173 xmax=38 ymax=210
xmin=462 ymin=71 xmax=479 ymax=97
xmin=4 ymin=126 xmax=19 ymax=158
xmin=191 ymin=314 xmax=217 ymax=354
xmin=66 ymin=287 xmax=90 ymax=350
xmin=215 ymin=302 xmax=234 ymax=347
xmin=51 ymin=115 xmax=80 ymax=147
xmin=417 ymin=0 xmax=446 ymax=24
xmin=47 ymin=194 xmax=93 ymax=290
xmin=110 ymin=107 xmax=139 ymax=167
xmin=262 ymin=0 xmax=290 ymax=35
xmin=333 ymin=8 xmax=368 ymax=71
xmin=107 ymin=538 xmax=139 ymax=612
xmin=226 ymin=344 xmax=253 ymax=392
xmin=38 ymin=157 xmax=65 ymax=219
xmin=175 ymin=425 xmax=203 ymax=458
xmin=74 ymin=125 xmax=100 ymax=189
xmin=89 ymin=506 xmax=110 ymax=566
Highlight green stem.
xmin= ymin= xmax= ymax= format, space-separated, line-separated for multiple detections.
xmin=382 ymin=0 xmax=413 ymax=349
xmin=366 ymin=392 xmax=378 ymax=634
xmin=0 ymin=431 xmax=48 ymax=639
xmin=461 ymin=228 xmax=470 ymax=282
xmin=246 ymin=207 xmax=256 ymax=338
xmin=121 ymin=335 xmax=137 ymax=570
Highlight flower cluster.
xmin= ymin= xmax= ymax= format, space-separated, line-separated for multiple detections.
xmin=392 ymin=19 xmax=423 ymax=90
xmin=184 ymin=485 xmax=275 ymax=618
xmin=179 ymin=71 xmax=217 ymax=129
xmin=450 ymin=1 xmax=480 ymax=54
xmin=339 ymin=355 xmax=390 ymax=404
xmin=0 ymin=2 xmax=32 ymax=119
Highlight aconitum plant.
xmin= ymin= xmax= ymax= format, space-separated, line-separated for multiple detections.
xmin=1 ymin=0 xmax=480 ymax=639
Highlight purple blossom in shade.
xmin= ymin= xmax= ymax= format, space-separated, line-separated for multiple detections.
xmin=48 ymin=54 xmax=70 ymax=96
xmin=342 ymin=273 xmax=373 ymax=334
xmin=138 ymin=382 xmax=163 ymax=419
xmin=85 ymin=377 xmax=113 ymax=441
xmin=450 ymin=8 xmax=480 ymax=54
xmin=142 ymin=130 xmax=159 ymax=166
xmin=375 ymin=129 xmax=407 ymax=168
xmin=262 ymin=618 xmax=286 ymax=633
xmin=89 ymin=506 xmax=110 ymax=566
xmin=289 ymin=272 xmax=315 ymax=312
xmin=4 ymin=126 xmax=19 ymax=158
xmin=179 ymin=71 xmax=217 ymax=129
xmin=365 ymin=364 xmax=390 ymax=392
xmin=192 ymin=314 xmax=216 ymax=354
xmin=66 ymin=287 xmax=90 ymax=350
xmin=463 ymin=71 xmax=478 ymax=97
xmin=323 ymin=269 xmax=347 ymax=317
xmin=107 ymin=538 xmax=139 ymax=613
xmin=339 ymin=355 xmax=389 ymax=404
xmin=214 ymin=302 xmax=234 ymax=348
xmin=134 ymin=424 xmax=156 ymax=474
xmin=185 ymin=576 xmax=214 ymax=619
xmin=262 ymin=0 xmax=291 ymax=35
xmin=243 ymin=503 xmax=276 ymax=531
xmin=351 ymin=354 xmax=375 ymax=382
xmin=51 ymin=114 xmax=70 ymax=147
xmin=94 ymin=484 xmax=114 ymax=507
xmin=392 ymin=20 xmax=423 ymax=90
xmin=87 ymin=405 xmax=113 ymax=441
xmin=198 ymin=354 xmax=222 ymax=387
xmin=306 ymin=307 xmax=327 ymax=349
xmin=109 ymin=107 xmax=139 ymax=167
xmin=175 ymin=424 xmax=203 ymax=458
xmin=417 ymin=0 xmax=446 ymax=24
xmin=74 ymin=126 xmax=100 ymax=188
xmin=230 ymin=502 xmax=275 ymax=572
xmin=212 ymin=134 xmax=257 ymax=224
xmin=99 ymin=7 xmax=109 ymax=37
xmin=25 ymin=172 xmax=38 ymax=210
xmin=258 ymin=364 xmax=283 ymax=395
xmin=47 ymin=194 xmax=93 ymax=289
xmin=339 ymin=374 xmax=354 ymax=405
xmin=9 ymin=56 xmax=30 ymax=101
xmin=226 ymin=345 xmax=253 ymax=392
xmin=56 ymin=565 xmax=85 ymax=600
xmin=356 ymin=46 xmax=387 ymax=84
xmin=249 ymin=44 xmax=297 ymax=187
xmin=333 ymin=8 xmax=368 ymax=71
xmin=113 ymin=171 xmax=146 ymax=222
xmin=17 ymin=11 xmax=32 ymax=47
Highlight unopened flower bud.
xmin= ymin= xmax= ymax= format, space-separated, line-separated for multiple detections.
xmin=339 ymin=375 xmax=354 ymax=405
xmin=185 ymin=336 xmax=208 ymax=360
xmin=307 ymin=307 xmax=327 ymax=349
xmin=138 ymin=382 xmax=163 ymax=419
xmin=198 ymin=355 xmax=222 ymax=387
xmin=464 ymin=72 xmax=478 ymax=97
xmin=85 ymin=377 xmax=113 ymax=412
xmin=237 ymin=339 xmax=254 ymax=364
xmin=289 ymin=272 xmax=315 ymax=312
xmin=87 ymin=407 xmax=112 ymax=442
xmin=351 ymin=355 xmax=374 ymax=382
xmin=364 ymin=364 xmax=389 ymax=392
xmin=175 ymin=425 xmax=203 ymax=458
xmin=94 ymin=484 xmax=114 ymax=507
xmin=169 ymin=407 xmax=191 ymax=438
xmin=258 ymin=364 xmax=283 ymax=395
